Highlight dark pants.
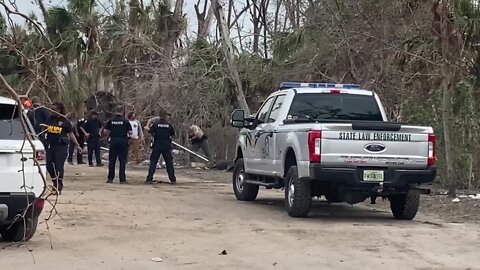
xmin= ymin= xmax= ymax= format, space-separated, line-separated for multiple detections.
xmin=87 ymin=136 xmax=102 ymax=165
xmin=108 ymin=138 xmax=129 ymax=182
xmin=191 ymin=139 xmax=211 ymax=160
xmin=146 ymin=144 xmax=176 ymax=183
xmin=46 ymin=144 xmax=68 ymax=191
xmin=68 ymin=136 xmax=85 ymax=163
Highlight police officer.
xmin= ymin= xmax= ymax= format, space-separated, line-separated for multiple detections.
xmin=145 ymin=110 xmax=176 ymax=184
xmin=81 ymin=110 xmax=104 ymax=167
xmin=104 ymin=110 xmax=132 ymax=184
xmin=45 ymin=102 xmax=82 ymax=194
xmin=75 ymin=114 xmax=87 ymax=164
xmin=68 ymin=113 xmax=87 ymax=164
xmin=146 ymin=112 xmax=172 ymax=168
xmin=67 ymin=112 xmax=77 ymax=165
xmin=26 ymin=96 xmax=50 ymax=147
xmin=145 ymin=112 xmax=171 ymax=132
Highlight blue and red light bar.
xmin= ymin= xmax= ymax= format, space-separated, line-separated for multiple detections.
xmin=279 ymin=82 xmax=360 ymax=89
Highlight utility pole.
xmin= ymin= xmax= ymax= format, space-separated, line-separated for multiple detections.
xmin=211 ymin=0 xmax=251 ymax=115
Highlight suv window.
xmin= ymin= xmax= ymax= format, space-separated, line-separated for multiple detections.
xmin=288 ymin=93 xmax=382 ymax=121
xmin=267 ymin=95 xmax=286 ymax=123
xmin=0 ymin=104 xmax=26 ymax=140
xmin=256 ymin=97 xmax=275 ymax=123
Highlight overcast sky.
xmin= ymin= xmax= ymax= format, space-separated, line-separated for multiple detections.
xmin=4 ymin=0 xmax=201 ymax=35
xmin=2 ymin=0 xmax=258 ymax=51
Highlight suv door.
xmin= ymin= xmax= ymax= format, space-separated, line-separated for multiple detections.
xmin=245 ymin=97 xmax=275 ymax=174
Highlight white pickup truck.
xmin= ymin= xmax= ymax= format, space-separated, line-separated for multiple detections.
xmin=230 ymin=82 xmax=436 ymax=219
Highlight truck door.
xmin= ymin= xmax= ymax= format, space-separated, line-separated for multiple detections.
xmin=245 ymin=97 xmax=275 ymax=174
xmin=258 ymin=95 xmax=286 ymax=174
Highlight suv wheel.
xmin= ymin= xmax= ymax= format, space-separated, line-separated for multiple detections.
xmin=232 ymin=158 xmax=259 ymax=201
xmin=389 ymin=189 xmax=420 ymax=220
xmin=0 ymin=215 xmax=39 ymax=242
xmin=285 ymin=166 xmax=312 ymax=217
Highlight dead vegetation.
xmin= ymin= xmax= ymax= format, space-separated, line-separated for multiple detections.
xmin=1 ymin=0 xmax=480 ymax=195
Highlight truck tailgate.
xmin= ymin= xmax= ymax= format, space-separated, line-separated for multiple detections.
xmin=320 ymin=123 xmax=430 ymax=169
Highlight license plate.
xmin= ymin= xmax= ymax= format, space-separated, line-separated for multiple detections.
xmin=363 ymin=170 xmax=384 ymax=182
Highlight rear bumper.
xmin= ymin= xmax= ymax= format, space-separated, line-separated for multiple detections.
xmin=309 ymin=164 xmax=436 ymax=187
xmin=0 ymin=193 xmax=43 ymax=224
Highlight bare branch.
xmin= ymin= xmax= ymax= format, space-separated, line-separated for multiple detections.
xmin=0 ymin=1 xmax=49 ymax=42
xmin=229 ymin=2 xmax=251 ymax=29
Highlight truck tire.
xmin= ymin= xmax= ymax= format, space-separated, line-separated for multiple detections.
xmin=285 ymin=166 xmax=312 ymax=217
xmin=389 ymin=189 xmax=420 ymax=220
xmin=232 ymin=158 xmax=259 ymax=201
xmin=0 ymin=215 xmax=39 ymax=242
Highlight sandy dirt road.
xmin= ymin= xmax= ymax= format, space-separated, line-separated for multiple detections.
xmin=1 ymin=165 xmax=479 ymax=270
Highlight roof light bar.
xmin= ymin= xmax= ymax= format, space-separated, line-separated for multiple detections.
xmin=279 ymin=82 xmax=360 ymax=89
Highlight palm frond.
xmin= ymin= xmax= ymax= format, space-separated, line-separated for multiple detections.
xmin=454 ymin=0 xmax=480 ymax=45
xmin=272 ymin=29 xmax=306 ymax=61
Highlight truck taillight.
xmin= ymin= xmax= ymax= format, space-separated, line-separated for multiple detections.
xmin=308 ymin=130 xmax=322 ymax=163
xmin=428 ymin=133 xmax=436 ymax=166
xmin=35 ymin=150 xmax=45 ymax=161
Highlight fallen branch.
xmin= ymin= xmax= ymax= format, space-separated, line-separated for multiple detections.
xmin=96 ymin=141 xmax=210 ymax=162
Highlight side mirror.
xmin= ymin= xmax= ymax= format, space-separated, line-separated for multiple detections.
xmin=230 ymin=109 xmax=245 ymax=128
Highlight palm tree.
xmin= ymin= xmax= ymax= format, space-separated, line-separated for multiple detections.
xmin=41 ymin=0 xmax=103 ymax=112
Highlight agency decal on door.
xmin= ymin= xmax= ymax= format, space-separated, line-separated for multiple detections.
xmin=262 ymin=136 xmax=270 ymax=158
xmin=241 ymin=131 xmax=270 ymax=155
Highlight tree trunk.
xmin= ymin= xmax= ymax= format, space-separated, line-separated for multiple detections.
xmin=227 ymin=0 xmax=233 ymax=27
xmin=284 ymin=0 xmax=298 ymax=29
xmin=442 ymin=64 xmax=456 ymax=197
xmin=212 ymin=0 xmax=251 ymax=115
xmin=164 ymin=0 xmax=184 ymax=62
xmin=37 ymin=0 xmax=49 ymax=22
xmin=437 ymin=1 xmax=457 ymax=198
xmin=261 ymin=0 xmax=269 ymax=58
xmin=231 ymin=3 xmax=247 ymax=51
xmin=195 ymin=0 xmax=214 ymax=40
xmin=274 ymin=0 xmax=282 ymax=33
xmin=251 ymin=0 xmax=261 ymax=54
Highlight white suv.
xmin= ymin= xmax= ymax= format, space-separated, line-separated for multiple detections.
xmin=0 ymin=97 xmax=46 ymax=241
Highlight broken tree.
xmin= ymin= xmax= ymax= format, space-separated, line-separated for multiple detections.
xmin=211 ymin=0 xmax=251 ymax=115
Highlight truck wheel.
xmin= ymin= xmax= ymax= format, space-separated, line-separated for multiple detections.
xmin=389 ymin=189 xmax=420 ymax=220
xmin=0 ymin=215 xmax=39 ymax=242
xmin=285 ymin=166 xmax=312 ymax=217
xmin=232 ymin=158 xmax=259 ymax=201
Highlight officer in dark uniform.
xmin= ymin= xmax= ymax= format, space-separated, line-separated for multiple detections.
xmin=45 ymin=102 xmax=82 ymax=194
xmin=68 ymin=114 xmax=87 ymax=164
xmin=104 ymin=110 xmax=132 ymax=184
xmin=76 ymin=115 xmax=87 ymax=164
xmin=145 ymin=110 xmax=176 ymax=184
xmin=81 ymin=111 xmax=104 ymax=167
xmin=26 ymin=96 xmax=50 ymax=147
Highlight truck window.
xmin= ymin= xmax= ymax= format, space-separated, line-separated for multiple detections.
xmin=288 ymin=93 xmax=383 ymax=121
xmin=267 ymin=95 xmax=286 ymax=123
xmin=256 ymin=97 xmax=275 ymax=123
xmin=0 ymin=104 xmax=26 ymax=140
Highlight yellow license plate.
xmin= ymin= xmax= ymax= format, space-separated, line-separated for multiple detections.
xmin=363 ymin=170 xmax=384 ymax=182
